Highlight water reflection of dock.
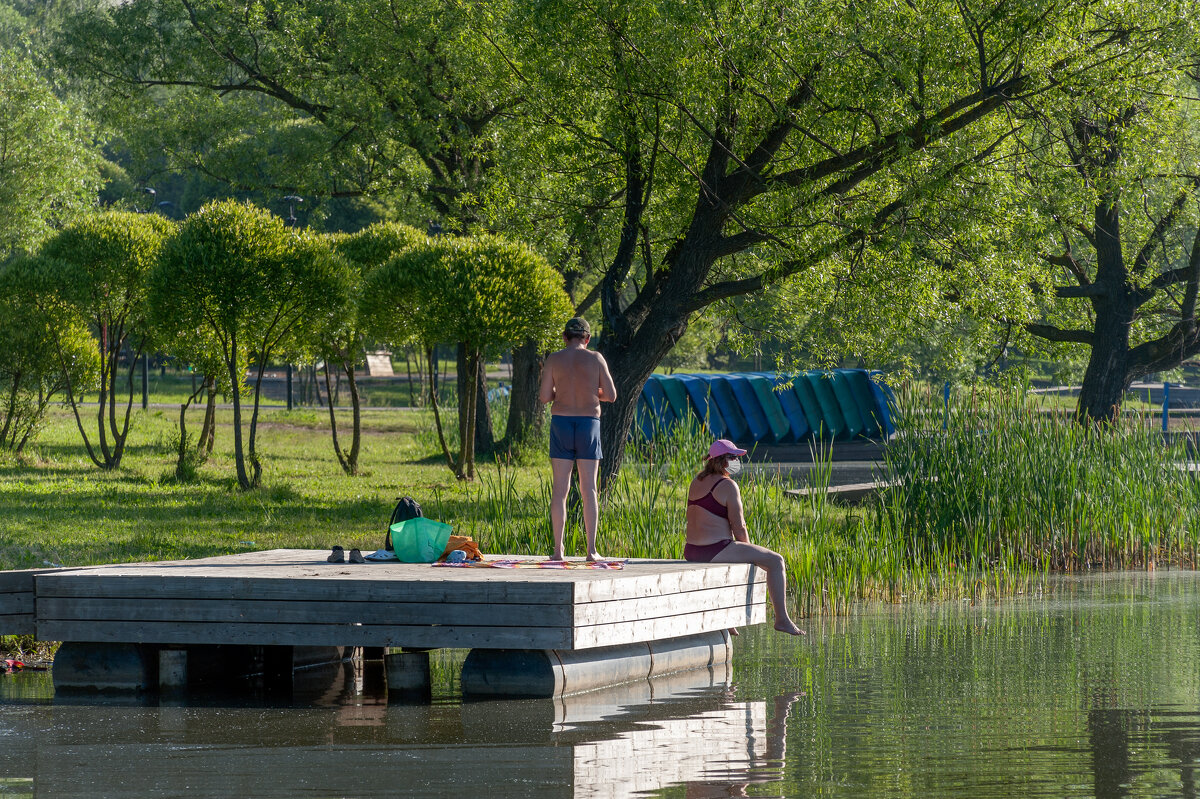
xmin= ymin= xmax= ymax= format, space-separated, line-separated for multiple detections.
xmin=0 ymin=664 xmax=792 ymax=798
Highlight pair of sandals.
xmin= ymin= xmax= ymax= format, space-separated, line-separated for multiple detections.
xmin=327 ymin=546 xmax=364 ymax=564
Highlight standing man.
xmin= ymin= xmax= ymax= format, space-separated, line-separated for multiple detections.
xmin=539 ymin=317 xmax=617 ymax=561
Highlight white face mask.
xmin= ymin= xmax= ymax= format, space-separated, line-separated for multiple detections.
xmin=726 ymin=458 xmax=742 ymax=476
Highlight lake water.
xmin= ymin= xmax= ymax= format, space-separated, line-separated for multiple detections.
xmin=1 ymin=571 xmax=1198 ymax=798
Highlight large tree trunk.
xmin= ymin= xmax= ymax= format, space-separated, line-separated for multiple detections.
xmin=1077 ymin=306 xmax=1133 ymax=424
xmin=502 ymin=338 xmax=546 ymax=451
xmin=597 ymin=312 xmax=691 ymax=491
xmin=1077 ymin=200 xmax=1134 ymax=425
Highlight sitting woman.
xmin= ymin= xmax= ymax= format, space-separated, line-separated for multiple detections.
xmin=685 ymin=439 xmax=804 ymax=636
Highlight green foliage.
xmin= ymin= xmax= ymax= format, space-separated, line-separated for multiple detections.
xmin=151 ymin=199 xmax=354 ymax=488
xmin=334 ymin=222 xmax=426 ymax=273
xmin=363 ymin=234 xmax=572 ymax=477
xmin=0 ymin=256 xmax=99 ymax=451
xmin=51 ymin=0 xmax=511 ymax=227
xmin=882 ymin=385 xmax=1200 ymax=573
xmin=0 ymin=48 xmax=103 ymax=256
xmin=153 ymin=201 xmax=348 ymax=364
xmin=39 ymin=211 xmax=174 ymax=331
xmin=323 ymin=222 xmax=427 ymax=356
xmin=363 ymin=235 xmax=573 ymax=355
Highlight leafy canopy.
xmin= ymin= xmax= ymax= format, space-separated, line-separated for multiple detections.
xmin=152 ymin=200 xmax=352 ymax=364
xmin=0 ymin=48 xmax=104 ymax=256
xmin=362 ymin=235 xmax=573 ymax=356
xmin=38 ymin=211 xmax=174 ymax=333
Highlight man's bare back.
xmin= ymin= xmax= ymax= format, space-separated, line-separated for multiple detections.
xmin=540 ymin=345 xmax=616 ymax=417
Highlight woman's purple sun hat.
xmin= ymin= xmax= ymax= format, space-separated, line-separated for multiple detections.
xmin=707 ymin=439 xmax=746 ymax=459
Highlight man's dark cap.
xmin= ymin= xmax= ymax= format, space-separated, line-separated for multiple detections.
xmin=564 ymin=317 xmax=591 ymax=337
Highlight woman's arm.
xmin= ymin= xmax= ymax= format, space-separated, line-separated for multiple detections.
xmin=721 ymin=480 xmax=750 ymax=542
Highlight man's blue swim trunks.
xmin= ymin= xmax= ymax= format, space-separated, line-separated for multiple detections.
xmin=549 ymin=415 xmax=603 ymax=460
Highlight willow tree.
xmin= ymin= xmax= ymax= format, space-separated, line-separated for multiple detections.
xmin=152 ymin=201 xmax=353 ymax=489
xmin=0 ymin=47 xmax=103 ymax=256
xmin=363 ymin=235 xmax=572 ymax=480
xmin=497 ymin=0 xmax=1199 ymax=485
xmin=38 ymin=211 xmax=173 ymax=469
xmin=1014 ymin=72 xmax=1200 ymax=422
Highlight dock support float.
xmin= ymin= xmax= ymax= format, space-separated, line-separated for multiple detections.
xmin=459 ymin=630 xmax=732 ymax=698
xmin=52 ymin=643 xmax=349 ymax=694
xmin=384 ymin=649 xmax=432 ymax=701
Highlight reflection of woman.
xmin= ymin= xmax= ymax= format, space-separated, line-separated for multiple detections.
xmin=685 ymin=440 xmax=804 ymax=636
xmin=684 ymin=691 xmax=803 ymax=798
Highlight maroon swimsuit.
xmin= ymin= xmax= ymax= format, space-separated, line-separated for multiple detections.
xmin=684 ymin=478 xmax=735 ymax=562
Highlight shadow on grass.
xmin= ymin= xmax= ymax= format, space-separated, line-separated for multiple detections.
xmin=14 ymin=441 xmax=175 ymax=464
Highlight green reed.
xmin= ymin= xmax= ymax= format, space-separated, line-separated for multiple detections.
xmin=411 ymin=386 xmax=1198 ymax=616
xmin=882 ymin=385 xmax=1199 ymax=577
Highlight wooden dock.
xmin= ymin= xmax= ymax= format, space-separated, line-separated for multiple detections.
xmin=785 ymin=479 xmax=891 ymax=505
xmin=1 ymin=550 xmax=766 ymax=697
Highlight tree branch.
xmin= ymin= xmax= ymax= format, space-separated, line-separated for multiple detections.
xmin=1127 ymin=322 xmax=1200 ymax=380
xmin=723 ymin=73 xmax=819 ymax=203
xmin=1043 ymin=250 xmax=1091 ymax=286
xmin=1149 ymin=266 xmax=1193 ymax=291
xmin=1054 ymin=283 xmax=1107 ymax=298
xmin=1132 ymin=184 xmax=1195 ymax=274
xmin=1024 ymin=323 xmax=1094 ymax=344
xmin=761 ymin=75 xmax=1027 ymax=201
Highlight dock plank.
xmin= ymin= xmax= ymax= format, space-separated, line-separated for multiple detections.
xmin=36 ymin=573 xmax=577 ymax=605
xmin=36 ymin=583 xmax=759 ymax=629
xmin=0 ymin=613 xmax=34 ymax=635
xmin=24 ymin=550 xmax=770 ymax=651
xmin=573 ymin=605 xmax=765 ymax=649
xmin=36 ymin=620 xmax=574 ymax=650
xmin=2 ymin=594 xmax=32 ymax=614
xmin=37 ymin=597 xmax=575 ymax=627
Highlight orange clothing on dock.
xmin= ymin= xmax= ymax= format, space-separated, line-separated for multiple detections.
xmin=439 ymin=535 xmax=483 ymax=562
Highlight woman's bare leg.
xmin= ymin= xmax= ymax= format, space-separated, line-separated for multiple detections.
xmin=712 ymin=541 xmax=804 ymax=635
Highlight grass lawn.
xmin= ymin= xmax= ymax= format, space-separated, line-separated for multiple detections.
xmin=0 ymin=402 xmax=555 ymax=571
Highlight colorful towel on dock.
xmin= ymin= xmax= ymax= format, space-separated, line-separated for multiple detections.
xmin=432 ymin=558 xmax=625 ymax=570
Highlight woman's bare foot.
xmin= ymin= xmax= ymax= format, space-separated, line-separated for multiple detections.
xmin=550 ymin=551 xmax=566 ymax=562
xmin=586 ymin=552 xmax=604 ymax=562
xmin=774 ymin=620 xmax=806 ymax=636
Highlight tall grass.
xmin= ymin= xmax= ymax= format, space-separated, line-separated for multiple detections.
xmin=448 ymin=387 xmax=1200 ymax=616
xmin=881 ymin=385 xmax=1200 ymax=576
